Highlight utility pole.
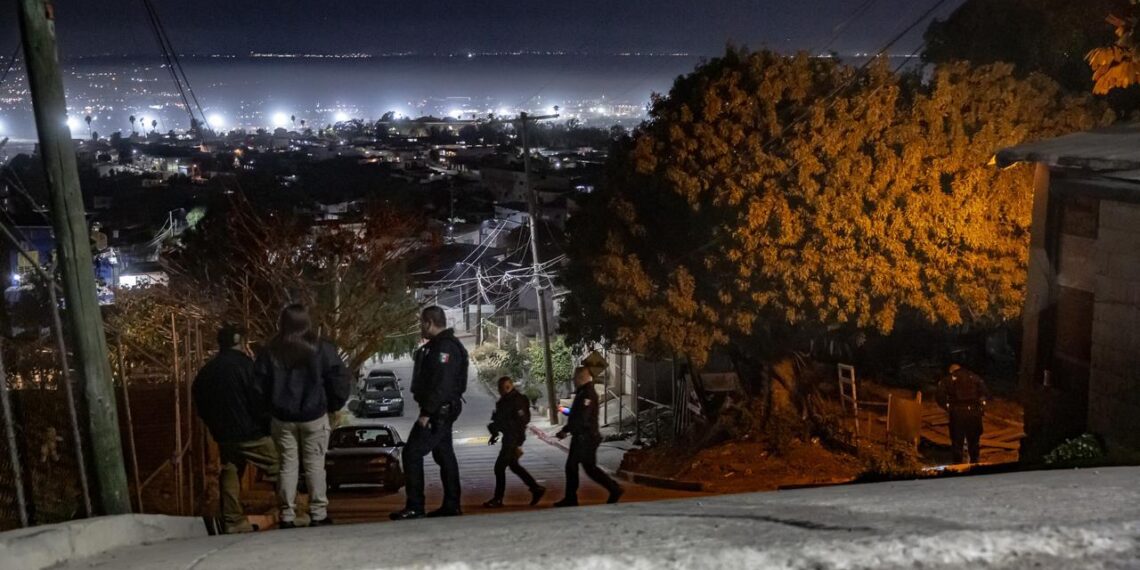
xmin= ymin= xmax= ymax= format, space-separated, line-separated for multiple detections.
xmin=474 ymin=264 xmax=483 ymax=346
xmin=517 ymin=112 xmax=560 ymax=424
xmin=18 ymin=0 xmax=131 ymax=514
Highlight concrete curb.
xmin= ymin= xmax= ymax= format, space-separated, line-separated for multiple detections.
xmin=0 ymin=514 xmax=208 ymax=570
xmin=615 ymin=470 xmax=705 ymax=492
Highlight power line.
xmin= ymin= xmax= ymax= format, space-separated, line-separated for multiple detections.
xmin=0 ymin=43 xmax=20 ymax=91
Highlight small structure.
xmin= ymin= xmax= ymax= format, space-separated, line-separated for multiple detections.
xmin=997 ymin=124 xmax=1140 ymax=459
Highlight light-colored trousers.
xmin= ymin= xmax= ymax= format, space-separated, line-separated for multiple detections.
xmin=271 ymin=415 xmax=331 ymax=522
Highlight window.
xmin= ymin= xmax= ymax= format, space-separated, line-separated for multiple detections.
xmin=330 ymin=428 xmax=394 ymax=448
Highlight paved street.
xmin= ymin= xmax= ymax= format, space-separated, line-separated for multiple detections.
xmin=54 ymin=466 xmax=1140 ymax=569
xmin=329 ymin=346 xmax=696 ymax=523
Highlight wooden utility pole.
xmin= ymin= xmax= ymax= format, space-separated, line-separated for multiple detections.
xmin=517 ymin=112 xmax=560 ymax=424
xmin=18 ymin=0 xmax=131 ymax=513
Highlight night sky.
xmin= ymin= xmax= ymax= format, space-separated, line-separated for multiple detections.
xmin=0 ymin=0 xmax=964 ymax=58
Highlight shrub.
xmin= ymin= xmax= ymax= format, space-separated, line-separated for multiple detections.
xmin=1044 ymin=433 xmax=1104 ymax=467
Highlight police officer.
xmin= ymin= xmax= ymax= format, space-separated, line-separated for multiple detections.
xmin=390 ymin=306 xmax=469 ymax=520
xmin=483 ymin=376 xmax=546 ymax=508
xmin=554 ymin=367 xmax=624 ymax=507
xmin=937 ymin=363 xmax=990 ymax=464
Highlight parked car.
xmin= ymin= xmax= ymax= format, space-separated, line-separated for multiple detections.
xmin=325 ymin=423 xmax=405 ymax=492
xmin=357 ymin=377 xmax=405 ymax=417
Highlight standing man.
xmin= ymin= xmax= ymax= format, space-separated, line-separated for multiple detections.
xmin=937 ymin=363 xmax=990 ymax=464
xmin=554 ymin=367 xmax=624 ymax=507
xmin=483 ymin=376 xmax=545 ymax=508
xmin=193 ymin=324 xmax=278 ymax=534
xmin=390 ymin=306 xmax=469 ymax=520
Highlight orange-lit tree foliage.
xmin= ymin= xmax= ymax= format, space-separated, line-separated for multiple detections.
xmin=562 ymin=50 xmax=1111 ymax=374
xmin=1088 ymin=1 xmax=1140 ymax=94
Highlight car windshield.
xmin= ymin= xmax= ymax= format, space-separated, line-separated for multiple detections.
xmin=331 ymin=428 xmax=394 ymax=448
xmin=364 ymin=380 xmax=399 ymax=396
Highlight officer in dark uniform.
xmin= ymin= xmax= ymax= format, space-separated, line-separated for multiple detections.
xmin=554 ymin=366 xmax=624 ymax=507
xmin=937 ymin=363 xmax=990 ymax=464
xmin=390 ymin=306 xmax=469 ymax=520
xmin=483 ymin=376 xmax=546 ymax=508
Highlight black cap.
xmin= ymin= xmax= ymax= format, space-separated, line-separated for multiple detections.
xmin=217 ymin=324 xmax=244 ymax=349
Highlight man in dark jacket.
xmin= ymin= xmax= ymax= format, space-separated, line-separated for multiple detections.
xmin=193 ymin=325 xmax=277 ymax=534
xmin=937 ymin=364 xmax=990 ymax=464
xmin=554 ymin=367 xmax=623 ymax=507
xmin=483 ymin=376 xmax=545 ymax=508
xmin=390 ymin=306 xmax=469 ymax=520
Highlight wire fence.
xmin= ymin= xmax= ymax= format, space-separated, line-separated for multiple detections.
xmin=0 ymin=312 xmax=218 ymax=531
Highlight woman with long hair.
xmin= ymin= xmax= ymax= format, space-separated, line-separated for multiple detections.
xmin=255 ymin=304 xmax=349 ymax=528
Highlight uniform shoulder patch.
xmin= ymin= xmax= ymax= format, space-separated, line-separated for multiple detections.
xmin=440 ymin=353 xmax=451 ymax=364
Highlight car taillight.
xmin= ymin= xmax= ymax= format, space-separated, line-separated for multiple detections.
xmin=369 ymin=456 xmax=388 ymax=465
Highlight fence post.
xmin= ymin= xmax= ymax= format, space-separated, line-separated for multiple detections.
xmin=117 ymin=335 xmax=143 ymax=511
xmin=185 ymin=318 xmax=194 ymax=516
xmin=46 ymin=265 xmax=92 ymax=516
xmin=171 ymin=314 xmax=183 ymax=515
xmin=0 ymin=340 xmax=29 ymax=527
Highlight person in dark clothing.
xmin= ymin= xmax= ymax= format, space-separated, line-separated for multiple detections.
xmin=255 ymin=304 xmax=349 ymax=528
xmin=554 ymin=367 xmax=623 ymax=507
xmin=937 ymin=364 xmax=990 ymax=464
xmin=483 ymin=376 xmax=545 ymax=508
xmin=390 ymin=306 xmax=469 ymax=521
xmin=194 ymin=324 xmax=278 ymax=534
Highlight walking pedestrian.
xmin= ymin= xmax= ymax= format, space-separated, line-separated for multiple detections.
xmin=255 ymin=304 xmax=349 ymax=528
xmin=937 ymin=363 xmax=990 ymax=464
xmin=390 ymin=306 xmax=468 ymax=520
xmin=483 ymin=376 xmax=545 ymax=508
xmin=554 ymin=367 xmax=624 ymax=507
xmin=193 ymin=324 xmax=277 ymax=534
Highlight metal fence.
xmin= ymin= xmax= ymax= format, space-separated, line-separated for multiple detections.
xmin=0 ymin=312 xmax=217 ymax=531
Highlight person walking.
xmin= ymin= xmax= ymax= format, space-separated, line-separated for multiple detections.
xmin=193 ymin=324 xmax=277 ymax=534
xmin=554 ymin=367 xmax=623 ymax=507
xmin=937 ymin=363 xmax=990 ymax=464
xmin=255 ymin=304 xmax=349 ymax=528
xmin=390 ymin=306 xmax=468 ymax=520
xmin=483 ymin=376 xmax=545 ymax=508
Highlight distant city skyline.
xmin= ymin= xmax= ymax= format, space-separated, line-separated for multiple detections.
xmin=0 ymin=0 xmax=964 ymax=58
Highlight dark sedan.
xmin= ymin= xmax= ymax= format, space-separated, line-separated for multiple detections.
xmin=325 ymin=424 xmax=405 ymax=492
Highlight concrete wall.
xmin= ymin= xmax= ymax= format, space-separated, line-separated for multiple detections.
xmin=1088 ymin=200 xmax=1140 ymax=451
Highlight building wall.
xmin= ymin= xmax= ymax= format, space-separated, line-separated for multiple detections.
xmin=1088 ymin=199 xmax=1140 ymax=451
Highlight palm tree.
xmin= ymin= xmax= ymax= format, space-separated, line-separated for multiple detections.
xmin=300 ymin=119 xmax=306 ymax=130
xmin=84 ymin=115 xmax=92 ymax=136
xmin=129 ymin=115 xmax=136 ymax=134
xmin=290 ymin=114 xmax=296 ymax=129
xmin=151 ymin=119 xmax=157 ymax=133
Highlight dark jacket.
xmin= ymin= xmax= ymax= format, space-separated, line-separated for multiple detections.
xmin=193 ymin=349 xmax=269 ymax=444
xmin=558 ymin=381 xmax=601 ymax=441
xmin=255 ymin=340 xmax=349 ymax=423
xmin=937 ymin=367 xmax=990 ymax=412
xmin=489 ymin=388 xmax=531 ymax=442
xmin=410 ymin=328 xmax=468 ymax=417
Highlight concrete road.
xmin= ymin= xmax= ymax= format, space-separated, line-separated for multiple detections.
xmin=332 ymin=349 xmax=694 ymax=522
xmin=57 ymin=466 xmax=1140 ymax=569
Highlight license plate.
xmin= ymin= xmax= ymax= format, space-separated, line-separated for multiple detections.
xmin=380 ymin=406 xmax=389 ymax=411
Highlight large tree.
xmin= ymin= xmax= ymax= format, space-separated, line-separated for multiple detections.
xmin=561 ymin=50 xmax=1111 ymax=381
xmin=165 ymin=195 xmax=423 ymax=372
xmin=923 ymin=0 xmax=1129 ymax=93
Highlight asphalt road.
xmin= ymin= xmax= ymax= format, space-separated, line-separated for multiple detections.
xmin=329 ymin=350 xmax=695 ymax=523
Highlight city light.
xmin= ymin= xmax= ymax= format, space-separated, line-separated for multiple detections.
xmin=208 ymin=113 xmax=225 ymax=128
xmin=448 ymin=109 xmax=464 ymax=119
xmin=66 ymin=116 xmax=81 ymax=132
xmin=334 ymin=111 xmax=350 ymax=122
xmin=272 ymin=112 xmax=290 ymax=128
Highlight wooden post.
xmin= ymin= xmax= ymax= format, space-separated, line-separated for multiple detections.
xmin=117 ymin=336 xmax=143 ymax=511
xmin=46 ymin=264 xmax=92 ymax=516
xmin=185 ymin=318 xmax=194 ymax=515
xmin=17 ymin=0 xmax=131 ymax=514
xmin=171 ymin=314 xmax=183 ymax=515
xmin=0 ymin=340 xmax=28 ymax=527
